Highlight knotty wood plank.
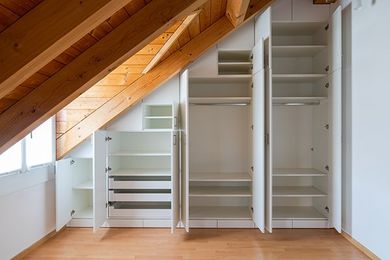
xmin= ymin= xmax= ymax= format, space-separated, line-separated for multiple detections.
xmin=0 ymin=0 xmax=132 ymax=99
xmin=56 ymin=0 xmax=273 ymax=159
xmin=226 ymin=0 xmax=251 ymax=27
xmin=0 ymin=0 xmax=207 ymax=155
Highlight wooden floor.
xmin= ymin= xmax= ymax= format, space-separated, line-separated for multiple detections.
xmin=24 ymin=228 xmax=368 ymax=259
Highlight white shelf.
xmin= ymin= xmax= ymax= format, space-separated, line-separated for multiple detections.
xmin=272 ymin=21 xmax=327 ymax=36
xmin=190 ymin=172 xmax=251 ymax=182
xmin=273 ymin=74 xmax=327 ymax=83
xmin=144 ymin=116 xmax=173 ymax=119
xmin=108 ymin=152 xmax=171 ymax=157
xmin=109 ymin=169 xmax=171 ymax=177
xmin=73 ymin=206 xmax=93 ymax=219
xmin=218 ymin=62 xmax=252 ymax=65
xmin=273 ymin=96 xmax=327 ymax=106
xmin=273 ymin=168 xmax=327 ymax=177
xmin=189 ymin=97 xmax=251 ymax=105
xmin=190 ymin=206 xmax=252 ymax=220
xmin=189 ymin=186 xmax=251 ymax=197
xmin=273 ymin=206 xmax=327 ymax=220
xmin=272 ymin=45 xmax=327 ymax=57
xmin=73 ymin=180 xmax=93 ymax=190
xmin=273 ymin=186 xmax=327 ymax=197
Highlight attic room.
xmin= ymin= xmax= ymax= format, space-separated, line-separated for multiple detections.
xmin=0 ymin=0 xmax=388 ymax=259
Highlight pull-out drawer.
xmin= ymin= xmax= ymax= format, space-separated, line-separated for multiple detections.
xmin=109 ymin=202 xmax=171 ymax=219
xmin=109 ymin=190 xmax=171 ymax=202
xmin=109 ymin=177 xmax=171 ymax=190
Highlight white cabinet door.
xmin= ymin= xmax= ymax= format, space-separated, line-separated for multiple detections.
xmin=255 ymin=7 xmax=271 ymax=45
xmin=292 ymin=0 xmax=329 ymax=21
xmin=179 ymin=70 xmax=190 ymax=232
xmin=252 ymin=40 xmax=263 ymax=75
xmin=252 ymin=70 xmax=265 ymax=233
xmin=55 ymin=158 xmax=74 ymax=231
xmin=171 ymin=131 xmax=180 ymax=233
xmin=328 ymin=6 xmax=342 ymax=233
xmin=93 ymin=131 xmax=107 ymax=231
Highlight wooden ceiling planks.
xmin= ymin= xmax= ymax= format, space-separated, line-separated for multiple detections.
xmin=56 ymin=0 xmax=273 ymax=158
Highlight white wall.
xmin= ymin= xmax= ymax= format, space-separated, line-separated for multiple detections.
xmin=351 ymin=0 xmax=390 ymax=258
xmin=0 ymin=166 xmax=55 ymax=259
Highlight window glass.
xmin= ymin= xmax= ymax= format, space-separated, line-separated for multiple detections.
xmin=0 ymin=142 xmax=22 ymax=174
xmin=26 ymin=119 xmax=53 ymax=167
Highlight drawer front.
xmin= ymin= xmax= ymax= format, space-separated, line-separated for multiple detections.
xmin=109 ymin=179 xmax=171 ymax=189
xmin=293 ymin=220 xmax=328 ymax=228
xmin=189 ymin=220 xmax=217 ymax=228
xmin=109 ymin=207 xmax=171 ymax=219
xmin=109 ymin=191 xmax=171 ymax=202
xmin=217 ymin=220 xmax=254 ymax=228
xmin=273 ymin=219 xmax=293 ymax=228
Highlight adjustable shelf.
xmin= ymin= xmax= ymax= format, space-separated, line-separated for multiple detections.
xmin=189 ymin=97 xmax=251 ymax=105
xmin=109 ymin=169 xmax=171 ymax=177
xmin=108 ymin=152 xmax=171 ymax=157
xmin=189 ymin=186 xmax=251 ymax=197
xmin=273 ymin=74 xmax=327 ymax=83
xmin=272 ymin=21 xmax=327 ymax=36
xmin=218 ymin=50 xmax=252 ymax=76
xmin=190 ymin=172 xmax=251 ymax=182
xmin=273 ymin=186 xmax=327 ymax=197
xmin=190 ymin=206 xmax=252 ymax=220
xmin=273 ymin=96 xmax=327 ymax=106
xmin=273 ymin=206 xmax=327 ymax=220
xmin=272 ymin=45 xmax=327 ymax=57
xmin=73 ymin=179 xmax=93 ymax=190
xmin=143 ymin=104 xmax=174 ymax=130
xmin=273 ymin=168 xmax=327 ymax=177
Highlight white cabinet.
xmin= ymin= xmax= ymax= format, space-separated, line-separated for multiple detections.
xmin=262 ymin=2 xmax=342 ymax=232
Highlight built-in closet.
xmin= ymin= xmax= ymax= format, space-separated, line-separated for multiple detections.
xmin=55 ymin=0 xmax=342 ymax=233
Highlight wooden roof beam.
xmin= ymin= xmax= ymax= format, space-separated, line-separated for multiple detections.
xmin=226 ymin=0 xmax=251 ymax=27
xmin=56 ymin=0 xmax=273 ymax=159
xmin=142 ymin=10 xmax=201 ymax=74
xmin=0 ymin=0 xmax=207 ymax=155
xmin=0 ymin=0 xmax=133 ymax=99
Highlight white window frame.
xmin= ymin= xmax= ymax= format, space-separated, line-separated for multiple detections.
xmin=0 ymin=117 xmax=55 ymax=177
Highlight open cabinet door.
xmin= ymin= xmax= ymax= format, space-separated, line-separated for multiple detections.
xmin=179 ymin=70 xmax=190 ymax=232
xmin=55 ymin=158 xmax=73 ymax=231
xmin=252 ymin=70 xmax=265 ymax=233
xmin=328 ymin=6 xmax=342 ymax=233
xmin=254 ymin=6 xmax=272 ymax=233
xmin=93 ymin=131 xmax=107 ymax=231
xmin=171 ymin=131 xmax=180 ymax=233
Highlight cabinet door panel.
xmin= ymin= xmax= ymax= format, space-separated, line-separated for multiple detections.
xmin=55 ymin=158 xmax=73 ymax=231
xmin=252 ymin=70 xmax=265 ymax=233
xmin=252 ymin=40 xmax=263 ymax=75
xmin=171 ymin=131 xmax=180 ymax=233
xmin=93 ymin=131 xmax=107 ymax=231
xmin=179 ymin=70 xmax=190 ymax=232
xmin=329 ymin=6 xmax=342 ymax=72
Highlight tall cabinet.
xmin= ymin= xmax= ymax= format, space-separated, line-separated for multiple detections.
xmin=254 ymin=5 xmax=342 ymax=231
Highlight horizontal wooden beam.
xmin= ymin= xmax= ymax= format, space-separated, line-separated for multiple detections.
xmin=0 ymin=0 xmax=207 ymax=155
xmin=142 ymin=11 xmax=201 ymax=74
xmin=226 ymin=0 xmax=251 ymax=27
xmin=56 ymin=0 xmax=272 ymax=159
xmin=0 ymin=0 xmax=132 ymax=99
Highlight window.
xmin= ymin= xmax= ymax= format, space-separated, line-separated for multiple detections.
xmin=0 ymin=117 xmax=54 ymax=176
xmin=0 ymin=141 xmax=22 ymax=174
xmin=26 ymin=118 xmax=53 ymax=167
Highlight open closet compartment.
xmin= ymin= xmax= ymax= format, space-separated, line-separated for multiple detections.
xmin=186 ymin=73 xmax=255 ymax=228
xmin=105 ymin=130 xmax=180 ymax=230
xmin=264 ymin=6 xmax=342 ymax=231
xmin=218 ymin=50 xmax=252 ymax=76
xmin=143 ymin=104 xmax=176 ymax=130
xmin=56 ymin=158 xmax=94 ymax=229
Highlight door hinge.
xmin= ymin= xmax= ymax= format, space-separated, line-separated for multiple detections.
xmin=105 ymin=167 xmax=111 ymax=173
xmin=70 ymin=159 xmax=75 ymax=165
xmin=265 ymin=133 xmax=270 ymax=145
xmin=325 ymin=165 xmax=329 ymax=171
xmin=325 ymin=24 xmax=329 ymax=31
xmin=325 ymin=65 xmax=329 ymax=72
xmin=105 ymin=203 xmax=108 ymax=208
xmin=105 ymin=136 xmax=112 ymax=141
xmin=324 ymin=124 xmax=329 ymax=130
xmin=324 ymin=82 xmax=329 ymax=88
xmin=70 ymin=209 xmax=75 ymax=216
xmin=251 ymin=124 xmax=254 ymax=130
xmin=251 ymin=207 xmax=254 ymax=213
xmin=173 ymin=134 xmax=177 ymax=145
xmin=251 ymin=166 xmax=254 ymax=172
xmin=325 ymin=206 xmax=329 ymax=213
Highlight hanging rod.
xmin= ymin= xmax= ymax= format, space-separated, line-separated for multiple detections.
xmin=190 ymin=103 xmax=249 ymax=106
xmin=273 ymin=101 xmax=321 ymax=106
